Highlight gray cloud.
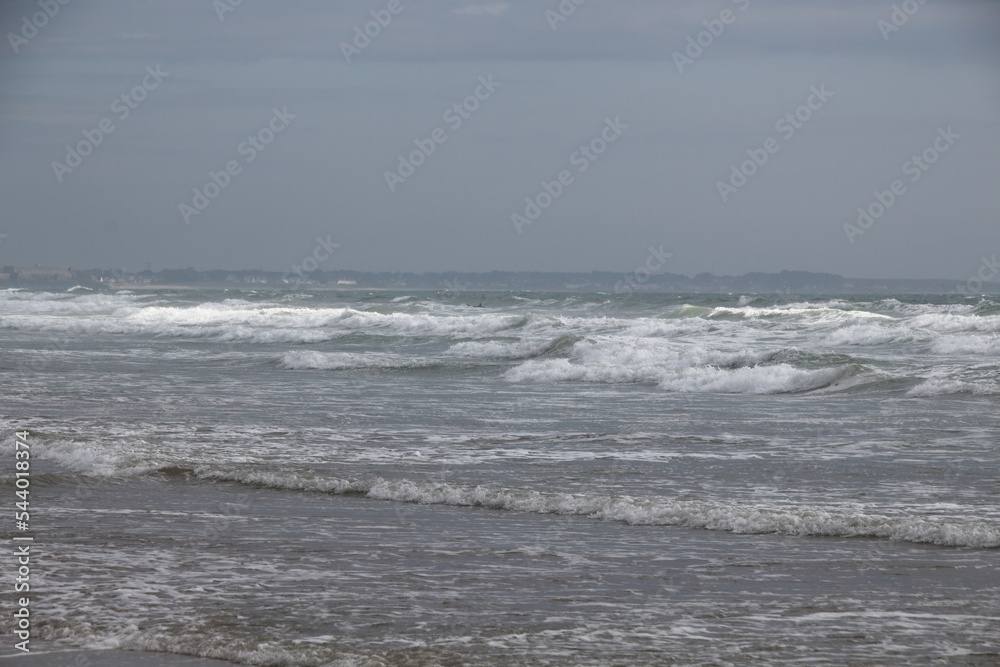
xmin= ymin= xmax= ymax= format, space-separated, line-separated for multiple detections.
xmin=0 ymin=0 xmax=997 ymax=278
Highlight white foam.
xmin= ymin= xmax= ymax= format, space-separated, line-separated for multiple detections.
xmin=11 ymin=427 xmax=998 ymax=550
xmin=278 ymin=350 xmax=434 ymax=371
xmin=709 ymin=305 xmax=894 ymax=322
xmin=623 ymin=317 xmax=716 ymax=338
xmin=196 ymin=468 xmax=367 ymax=494
xmin=446 ymin=336 xmax=574 ymax=360
xmin=0 ymin=296 xmax=530 ymax=343
xmin=909 ymin=312 xmax=1000 ymax=334
xmin=3 ymin=292 xmax=996 ymax=399
xmin=824 ymin=323 xmax=913 ymax=347
xmin=502 ymin=338 xmax=854 ymax=394
xmin=657 ymin=364 xmax=850 ymax=394
xmin=194 ymin=469 xmax=1000 ymax=549
xmin=6 ymin=435 xmax=166 ymax=477
xmin=930 ymin=334 xmax=1000 ymax=355
xmin=907 ymin=378 xmax=1000 ymax=397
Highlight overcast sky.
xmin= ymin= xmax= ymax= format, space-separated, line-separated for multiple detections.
xmin=0 ymin=0 xmax=998 ymax=278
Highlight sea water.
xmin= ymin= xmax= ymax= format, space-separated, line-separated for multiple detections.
xmin=1 ymin=288 xmax=998 ymax=665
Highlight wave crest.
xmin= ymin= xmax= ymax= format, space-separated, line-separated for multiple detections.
xmin=193 ymin=468 xmax=1000 ymax=549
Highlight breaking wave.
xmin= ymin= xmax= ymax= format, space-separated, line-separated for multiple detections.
xmin=189 ymin=468 xmax=1000 ymax=549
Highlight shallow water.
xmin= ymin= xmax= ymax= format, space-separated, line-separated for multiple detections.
xmin=1 ymin=288 xmax=998 ymax=664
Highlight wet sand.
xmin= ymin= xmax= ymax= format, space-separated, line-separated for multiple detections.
xmin=4 ymin=650 xmax=242 ymax=666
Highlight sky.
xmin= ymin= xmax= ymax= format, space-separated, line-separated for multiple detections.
xmin=0 ymin=0 xmax=998 ymax=279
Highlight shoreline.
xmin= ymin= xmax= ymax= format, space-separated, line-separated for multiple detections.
xmin=2 ymin=650 xmax=243 ymax=666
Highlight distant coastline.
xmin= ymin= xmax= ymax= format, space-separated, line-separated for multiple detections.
xmin=2 ymin=266 xmax=996 ymax=295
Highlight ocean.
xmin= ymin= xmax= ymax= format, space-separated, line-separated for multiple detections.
xmin=1 ymin=287 xmax=998 ymax=666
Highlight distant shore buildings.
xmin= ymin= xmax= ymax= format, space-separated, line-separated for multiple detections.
xmin=0 ymin=265 xmax=994 ymax=295
xmin=1 ymin=266 xmax=76 ymax=283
